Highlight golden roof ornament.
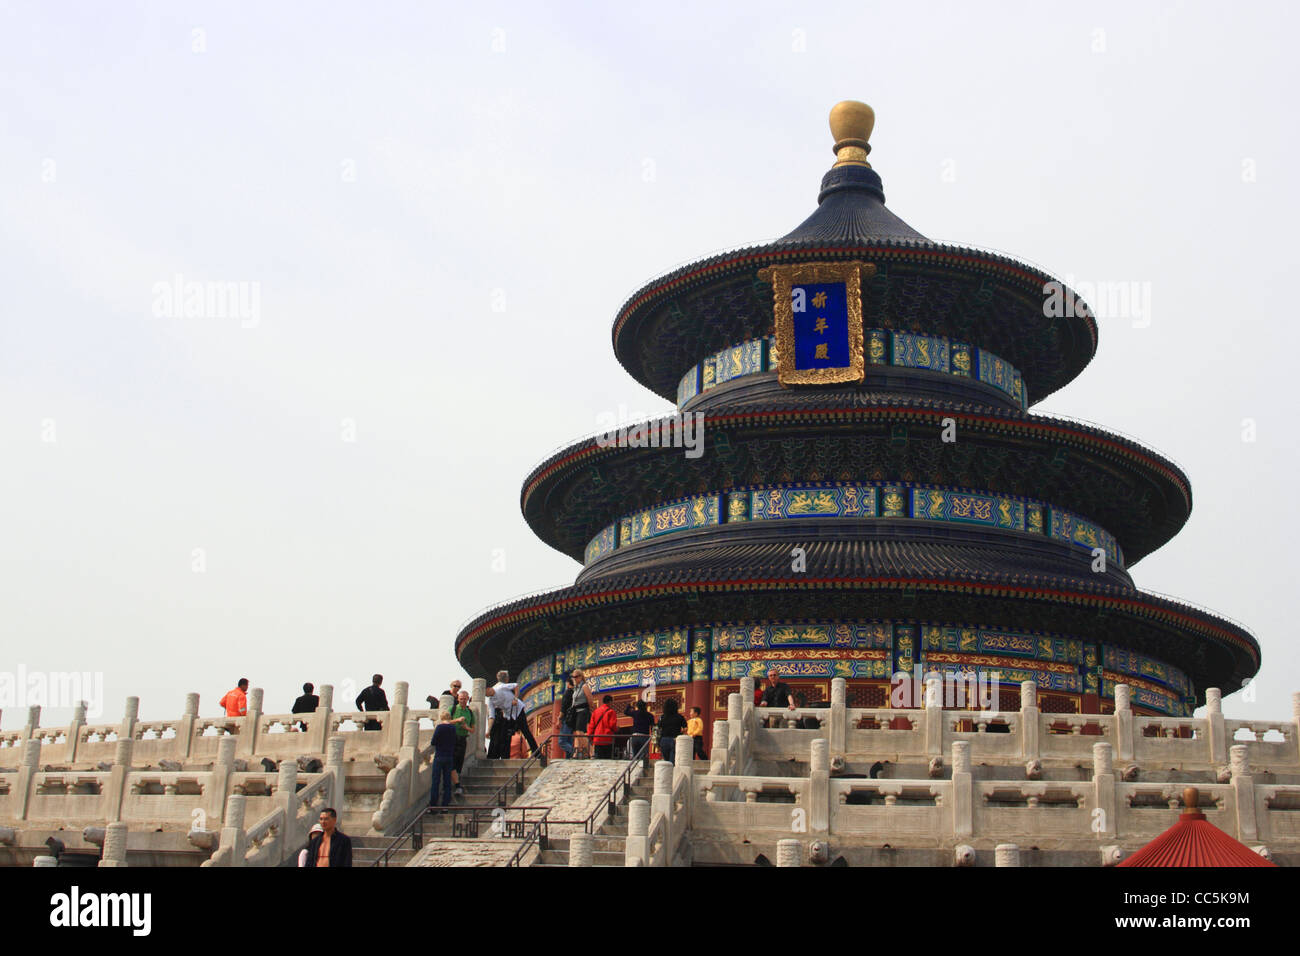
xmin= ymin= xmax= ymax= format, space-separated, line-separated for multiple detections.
xmin=829 ymin=100 xmax=875 ymax=168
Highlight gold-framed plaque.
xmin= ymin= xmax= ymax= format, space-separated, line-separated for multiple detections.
xmin=758 ymin=261 xmax=875 ymax=387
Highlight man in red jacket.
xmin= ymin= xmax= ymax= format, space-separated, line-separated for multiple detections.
xmin=587 ymin=695 xmax=619 ymax=759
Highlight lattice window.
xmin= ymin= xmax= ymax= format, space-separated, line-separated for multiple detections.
xmin=1040 ymin=693 xmax=1080 ymax=714
xmin=850 ymin=683 xmax=889 ymax=708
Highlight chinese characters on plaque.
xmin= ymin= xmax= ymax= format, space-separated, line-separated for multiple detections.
xmin=758 ymin=261 xmax=875 ymax=387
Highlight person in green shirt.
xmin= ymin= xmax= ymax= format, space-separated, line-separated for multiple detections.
xmin=450 ymin=690 xmax=476 ymax=798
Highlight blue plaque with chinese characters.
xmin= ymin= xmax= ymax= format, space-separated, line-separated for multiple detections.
xmin=760 ymin=261 xmax=873 ymax=386
xmin=792 ymin=282 xmax=851 ymax=370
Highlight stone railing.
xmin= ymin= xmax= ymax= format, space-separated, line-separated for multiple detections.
xmin=734 ymin=680 xmax=1300 ymax=775
xmin=0 ymin=681 xmax=445 ymax=771
xmin=4 ymin=730 xmax=345 ymax=845
xmin=682 ymin=730 xmax=1300 ymax=860
xmin=626 ymin=735 xmax=695 ymax=867
xmin=203 ymin=738 xmax=345 ymax=867
xmin=0 ymin=676 xmax=457 ymax=865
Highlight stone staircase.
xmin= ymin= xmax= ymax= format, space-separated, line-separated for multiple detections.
xmin=531 ymin=773 xmax=656 ymax=867
xmin=353 ymin=758 xmax=545 ymax=867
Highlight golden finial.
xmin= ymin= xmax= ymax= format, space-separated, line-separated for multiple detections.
xmin=829 ymin=100 xmax=875 ymax=168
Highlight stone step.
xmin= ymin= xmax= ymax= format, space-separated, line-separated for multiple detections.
xmin=535 ymin=849 xmax=626 ymax=866
xmin=547 ymin=835 xmax=626 ymax=853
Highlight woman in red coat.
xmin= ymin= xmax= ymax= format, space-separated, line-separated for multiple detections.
xmin=587 ymin=695 xmax=619 ymax=759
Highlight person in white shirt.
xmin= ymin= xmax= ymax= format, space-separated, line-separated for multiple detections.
xmin=486 ymin=671 xmax=519 ymax=758
xmin=507 ymin=686 xmax=540 ymax=757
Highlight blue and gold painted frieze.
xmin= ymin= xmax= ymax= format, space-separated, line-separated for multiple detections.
xmin=624 ymin=494 xmax=721 ymax=546
xmin=921 ymin=652 xmax=1084 ymax=694
xmin=715 ymin=650 xmax=892 ymax=681
xmin=1050 ymin=508 xmax=1122 ymax=565
xmin=866 ymin=328 xmax=889 ymax=365
xmin=519 ymin=681 xmax=554 ymax=714
xmin=583 ymin=523 xmax=617 ymax=565
xmin=950 ymin=341 xmax=973 ymax=377
xmin=1101 ymin=676 xmax=1190 ymax=717
xmin=712 ymin=338 xmax=765 ymax=386
xmin=920 ymin=625 xmax=1083 ymax=664
xmin=750 ymin=483 xmax=876 ymax=520
xmin=910 ymin=488 xmax=1024 ymax=530
xmin=714 ymin=621 xmax=892 ymax=651
xmin=676 ymin=364 xmax=700 ymax=407
xmin=519 ymin=620 xmax=1190 ymax=716
xmin=672 ymin=331 xmax=1028 ymax=410
xmin=557 ymin=626 xmax=691 ymax=675
xmin=1103 ymin=645 xmax=1190 ymax=694
xmin=891 ymin=331 xmax=949 ymax=373
xmin=516 ymin=655 xmax=552 ymax=694
xmin=701 ymin=356 xmax=716 ymax=392
xmin=586 ymin=480 xmax=1125 ymax=571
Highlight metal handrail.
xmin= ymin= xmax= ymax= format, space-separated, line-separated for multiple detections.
xmin=506 ymin=808 xmax=551 ymax=867
xmin=568 ymin=735 xmax=651 ymax=834
xmin=486 ymin=734 xmax=553 ymax=807
xmin=371 ymin=805 xmax=554 ymax=867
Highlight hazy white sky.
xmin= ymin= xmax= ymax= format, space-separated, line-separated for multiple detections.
xmin=1 ymin=1 xmax=1296 ymax=726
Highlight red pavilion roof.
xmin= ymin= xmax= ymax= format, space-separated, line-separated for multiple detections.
xmin=1118 ymin=805 xmax=1276 ymax=868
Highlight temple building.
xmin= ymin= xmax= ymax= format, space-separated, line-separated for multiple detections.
xmin=456 ymin=100 xmax=1260 ymax=747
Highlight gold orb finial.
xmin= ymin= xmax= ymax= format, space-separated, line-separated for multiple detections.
xmin=829 ymin=100 xmax=875 ymax=168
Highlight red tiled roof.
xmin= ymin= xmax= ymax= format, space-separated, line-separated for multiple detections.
xmin=1118 ymin=811 xmax=1276 ymax=867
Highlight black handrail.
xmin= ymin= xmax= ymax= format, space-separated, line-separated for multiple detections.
xmin=506 ymin=808 xmax=551 ymax=867
xmin=485 ymin=734 xmax=553 ymax=807
xmin=567 ymin=735 xmax=652 ymax=834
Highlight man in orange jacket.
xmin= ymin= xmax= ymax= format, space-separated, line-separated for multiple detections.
xmin=219 ymin=679 xmax=249 ymax=733
xmin=587 ymin=695 xmax=619 ymax=759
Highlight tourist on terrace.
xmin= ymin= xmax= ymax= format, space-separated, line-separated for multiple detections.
xmin=486 ymin=670 xmax=519 ymax=758
xmin=356 ymin=674 xmax=388 ymax=731
xmin=450 ymin=689 xmax=475 ymax=797
xmin=587 ymin=695 xmax=619 ymax=758
xmin=508 ymin=694 xmax=540 ymax=757
xmin=304 ymin=808 xmax=352 ymax=868
xmin=292 ymin=682 xmax=318 ymax=732
xmin=623 ymin=698 xmax=655 ymax=763
xmin=688 ymin=706 xmax=707 ymax=759
xmin=429 ymin=711 xmax=461 ymax=808
xmin=557 ymin=675 xmax=577 ymax=759
xmin=568 ymin=669 xmax=593 ymax=758
xmin=218 ymin=678 xmax=249 ymax=734
xmin=426 ymin=679 xmax=463 ymax=710
xmin=657 ymin=698 xmax=687 ymax=763
xmin=760 ymin=670 xmax=798 ymax=727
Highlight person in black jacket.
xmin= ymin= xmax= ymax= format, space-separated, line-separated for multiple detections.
xmin=557 ymin=676 xmax=576 ymax=758
xmin=303 ymin=808 xmax=352 ymax=868
xmin=760 ymin=669 xmax=798 ymax=727
xmin=356 ymin=674 xmax=389 ymax=731
xmin=623 ymin=699 xmax=655 ymax=764
xmin=291 ymin=682 xmax=319 ymax=732
xmin=657 ymin=698 xmax=688 ymax=764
